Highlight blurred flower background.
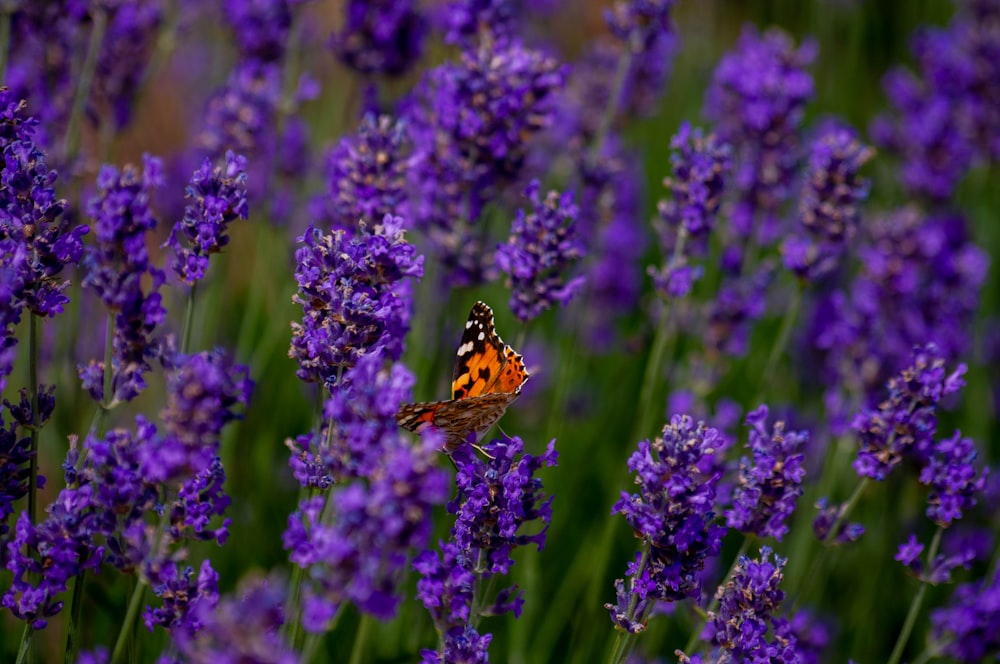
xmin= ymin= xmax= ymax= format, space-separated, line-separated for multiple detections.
xmin=1 ymin=0 xmax=999 ymax=662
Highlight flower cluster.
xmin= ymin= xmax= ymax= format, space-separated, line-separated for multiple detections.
xmin=651 ymin=123 xmax=730 ymax=298
xmin=91 ymin=1 xmax=164 ymax=130
xmin=311 ymin=114 xmax=409 ymax=231
xmin=496 ymin=181 xmax=585 ymax=322
xmin=812 ymin=207 xmax=988 ymax=406
xmin=705 ymin=25 xmax=816 ymax=241
xmin=853 ymin=345 xmax=967 ymax=481
xmin=198 ymin=61 xmax=282 ymax=160
xmin=931 ymin=567 xmax=1000 ymax=661
xmin=170 ymin=574 xmax=297 ymax=662
xmin=407 ymin=37 xmax=566 ymax=285
xmin=330 ymin=0 xmax=427 ymax=78
xmin=223 ymin=0 xmax=295 ymax=63
xmin=895 ymin=533 xmax=974 ymax=585
xmin=0 ymin=406 xmax=36 ymax=539
xmin=166 ymin=151 xmax=249 ymax=285
xmin=1 ymin=91 xmax=88 ymax=390
xmin=812 ymin=497 xmax=865 ymax=544
xmin=289 ymin=215 xmax=423 ymax=386
xmin=449 ymin=436 xmax=558 ymax=575
xmin=783 ymin=123 xmax=874 ymax=280
xmin=608 ymin=415 xmax=728 ymax=633
xmin=919 ymin=430 xmax=987 ymax=527
xmin=707 ymin=547 xmax=800 ymax=661
xmin=871 ymin=1 xmax=1000 ymax=199
xmin=283 ymin=419 xmax=448 ymax=627
xmin=79 ymin=154 xmax=167 ymax=403
xmin=440 ymin=0 xmax=520 ymax=47
xmin=725 ymin=405 xmax=807 ymax=541
xmin=602 ymin=0 xmax=678 ymax=119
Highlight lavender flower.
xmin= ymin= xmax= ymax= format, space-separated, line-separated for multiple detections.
xmin=283 ymin=432 xmax=449 ymax=626
xmin=607 ymin=415 xmax=728 ymax=632
xmin=811 ymin=208 xmax=987 ymax=406
xmin=198 ymin=60 xmax=282 ymax=160
xmin=650 ymin=123 xmax=730 ymax=299
xmin=853 ymin=345 xmax=967 ymax=481
xmin=407 ymin=37 xmax=566 ymax=285
xmin=725 ymin=405 xmax=807 ymax=541
xmin=223 ymin=0 xmax=295 ymax=63
xmin=812 ymin=497 xmax=864 ymax=544
xmin=449 ymin=435 xmax=558 ymax=576
xmin=90 ymin=1 xmax=163 ymax=130
xmin=414 ymin=541 xmax=476 ymax=633
xmin=283 ymin=358 xmax=448 ymax=627
xmin=422 ymin=626 xmax=492 ymax=664
xmin=931 ymin=568 xmax=1000 ymax=662
xmin=871 ymin=2 xmax=1000 ymax=200
xmin=310 ymin=114 xmax=409 ymax=231
xmin=920 ymin=430 xmax=987 ymax=527
xmin=603 ymin=0 xmax=678 ymax=119
xmin=331 ymin=0 xmax=427 ymax=78
xmin=79 ymin=154 xmax=166 ymax=403
xmin=143 ymin=560 xmax=219 ymax=632
xmin=289 ymin=215 xmax=423 ymax=387
xmin=709 ymin=547 xmax=799 ymax=661
xmin=895 ymin=532 xmax=974 ymax=584
xmin=0 ymin=408 xmax=34 ymax=538
xmin=440 ymin=0 xmax=519 ymax=47
xmin=783 ymin=123 xmax=874 ymax=280
xmin=171 ymin=574 xmax=297 ymax=662
xmin=705 ymin=25 xmax=816 ymax=242
xmin=495 ymin=181 xmax=585 ymax=322
xmin=576 ymin=138 xmax=647 ymax=348
xmin=1 ymin=90 xmax=88 ymax=389
xmin=166 ymin=151 xmax=249 ymax=285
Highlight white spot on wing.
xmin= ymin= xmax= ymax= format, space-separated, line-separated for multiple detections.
xmin=457 ymin=341 xmax=475 ymax=356
xmin=478 ymin=331 xmax=485 ymax=341
xmin=466 ymin=320 xmax=473 ymax=329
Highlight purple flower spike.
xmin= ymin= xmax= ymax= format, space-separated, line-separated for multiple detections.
xmin=80 ymin=154 xmax=166 ymax=403
xmin=223 ymin=0 xmax=295 ymax=63
xmin=289 ymin=215 xmax=423 ymax=386
xmin=414 ymin=541 xmax=476 ymax=632
xmin=651 ymin=123 xmax=730 ymax=299
xmin=725 ymin=405 xmax=808 ymax=541
xmin=331 ymin=0 xmax=427 ymax=78
xmin=496 ymin=181 xmax=585 ymax=322
xmin=710 ymin=547 xmax=799 ymax=662
xmin=312 ymin=114 xmax=409 ymax=231
xmin=609 ymin=414 xmax=728 ymax=626
xmin=705 ymin=25 xmax=816 ymax=241
xmin=449 ymin=436 xmax=558 ymax=576
xmin=172 ymin=574 xmax=297 ymax=662
xmin=784 ymin=123 xmax=874 ymax=280
xmin=407 ymin=37 xmax=566 ymax=286
xmin=853 ymin=344 xmax=967 ymax=482
xmin=812 ymin=496 xmax=864 ymax=544
xmin=1 ymin=91 xmax=89 ymax=390
xmin=421 ymin=625 xmax=492 ymax=664
xmin=167 ymin=151 xmax=249 ymax=285
xmin=920 ymin=430 xmax=987 ymax=528
xmin=932 ymin=568 xmax=1000 ymax=662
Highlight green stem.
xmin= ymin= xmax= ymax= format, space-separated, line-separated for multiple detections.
xmin=63 ymin=7 xmax=108 ymax=163
xmin=588 ymin=42 xmax=634 ymax=165
xmin=181 ymin=282 xmax=198 ymax=355
xmin=0 ymin=3 xmax=12 ymax=83
xmin=633 ymin=306 xmax=673 ymax=444
xmin=64 ymin=570 xmax=87 ymax=663
xmin=110 ymin=577 xmax=147 ymax=664
xmin=16 ymin=623 xmax=32 ymax=664
xmin=824 ymin=477 xmax=869 ymax=546
xmin=607 ymin=545 xmax=653 ymax=664
xmin=759 ymin=281 xmax=803 ymax=394
xmin=348 ymin=613 xmax=373 ymax=664
xmin=98 ymin=311 xmax=115 ymax=433
xmin=887 ymin=527 xmax=943 ymax=664
xmin=27 ymin=314 xmax=40 ymax=525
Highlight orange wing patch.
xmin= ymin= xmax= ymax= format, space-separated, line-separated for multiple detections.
xmin=397 ymin=301 xmax=529 ymax=451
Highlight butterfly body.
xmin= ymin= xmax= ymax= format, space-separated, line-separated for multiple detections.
xmin=396 ymin=301 xmax=529 ymax=451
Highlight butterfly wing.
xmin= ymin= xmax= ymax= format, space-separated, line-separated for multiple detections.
xmin=395 ymin=393 xmax=519 ymax=451
xmin=452 ymin=301 xmax=509 ymax=399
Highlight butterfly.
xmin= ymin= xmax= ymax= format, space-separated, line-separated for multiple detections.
xmin=396 ymin=301 xmax=529 ymax=451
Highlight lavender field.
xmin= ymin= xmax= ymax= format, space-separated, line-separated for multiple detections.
xmin=1 ymin=0 xmax=999 ymax=662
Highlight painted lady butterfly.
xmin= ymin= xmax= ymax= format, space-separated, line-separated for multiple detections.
xmin=396 ymin=301 xmax=529 ymax=451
